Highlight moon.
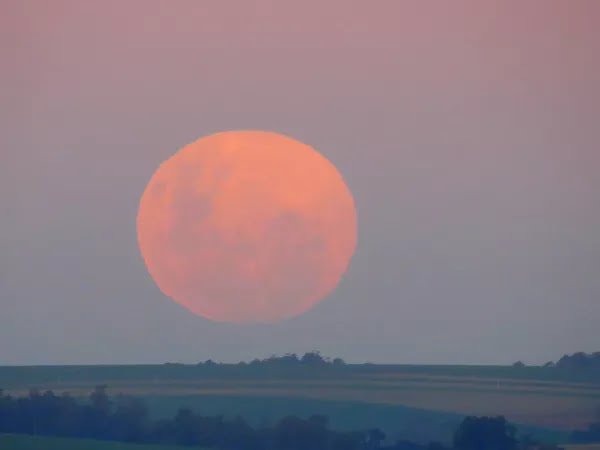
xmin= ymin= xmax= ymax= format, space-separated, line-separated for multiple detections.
xmin=137 ymin=130 xmax=357 ymax=323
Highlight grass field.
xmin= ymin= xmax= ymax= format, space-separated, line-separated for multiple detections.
xmin=1 ymin=364 xmax=597 ymax=442
xmin=0 ymin=434 xmax=198 ymax=450
xmin=0 ymin=435 xmax=597 ymax=450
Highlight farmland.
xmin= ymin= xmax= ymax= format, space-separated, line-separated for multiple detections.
xmin=0 ymin=364 xmax=597 ymax=442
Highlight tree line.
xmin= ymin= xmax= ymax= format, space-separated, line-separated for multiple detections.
xmin=199 ymin=350 xmax=600 ymax=373
xmin=553 ymin=352 xmax=600 ymax=372
xmin=513 ymin=351 xmax=600 ymax=372
xmin=0 ymin=386 xmax=568 ymax=450
xmin=233 ymin=351 xmax=345 ymax=367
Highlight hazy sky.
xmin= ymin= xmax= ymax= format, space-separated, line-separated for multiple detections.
xmin=2 ymin=1 xmax=599 ymax=365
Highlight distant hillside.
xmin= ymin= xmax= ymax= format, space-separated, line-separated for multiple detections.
xmin=2 ymin=352 xmax=600 ymax=389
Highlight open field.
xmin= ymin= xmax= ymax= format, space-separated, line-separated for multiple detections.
xmin=0 ymin=434 xmax=200 ymax=450
xmin=1 ymin=363 xmax=600 ymax=385
xmin=1 ymin=364 xmax=597 ymax=441
xmin=1 ymin=435 xmax=594 ymax=450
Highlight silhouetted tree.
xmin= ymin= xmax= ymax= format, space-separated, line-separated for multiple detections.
xmin=173 ymin=408 xmax=200 ymax=446
xmin=82 ymin=385 xmax=112 ymax=438
xmin=366 ymin=428 xmax=386 ymax=449
xmin=453 ymin=416 xmax=517 ymax=450
xmin=301 ymin=351 xmax=326 ymax=366
xmin=107 ymin=395 xmax=149 ymax=442
xmin=556 ymin=352 xmax=600 ymax=372
xmin=274 ymin=415 xmax=330 ymax=450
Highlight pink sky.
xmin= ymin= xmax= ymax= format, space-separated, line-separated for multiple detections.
xmin=2 ymin=0 xmax=599 ymax=365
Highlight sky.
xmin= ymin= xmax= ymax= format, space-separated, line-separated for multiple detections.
xmin=1 ymin=0 xmax=599 ymax=366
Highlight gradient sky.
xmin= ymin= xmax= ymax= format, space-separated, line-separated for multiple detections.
xmin=2 ymin=0 xmax=599 ymax=365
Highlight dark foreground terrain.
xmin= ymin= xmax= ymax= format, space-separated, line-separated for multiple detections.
xmin=2 ymin=354 xmax=599 ymax=443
